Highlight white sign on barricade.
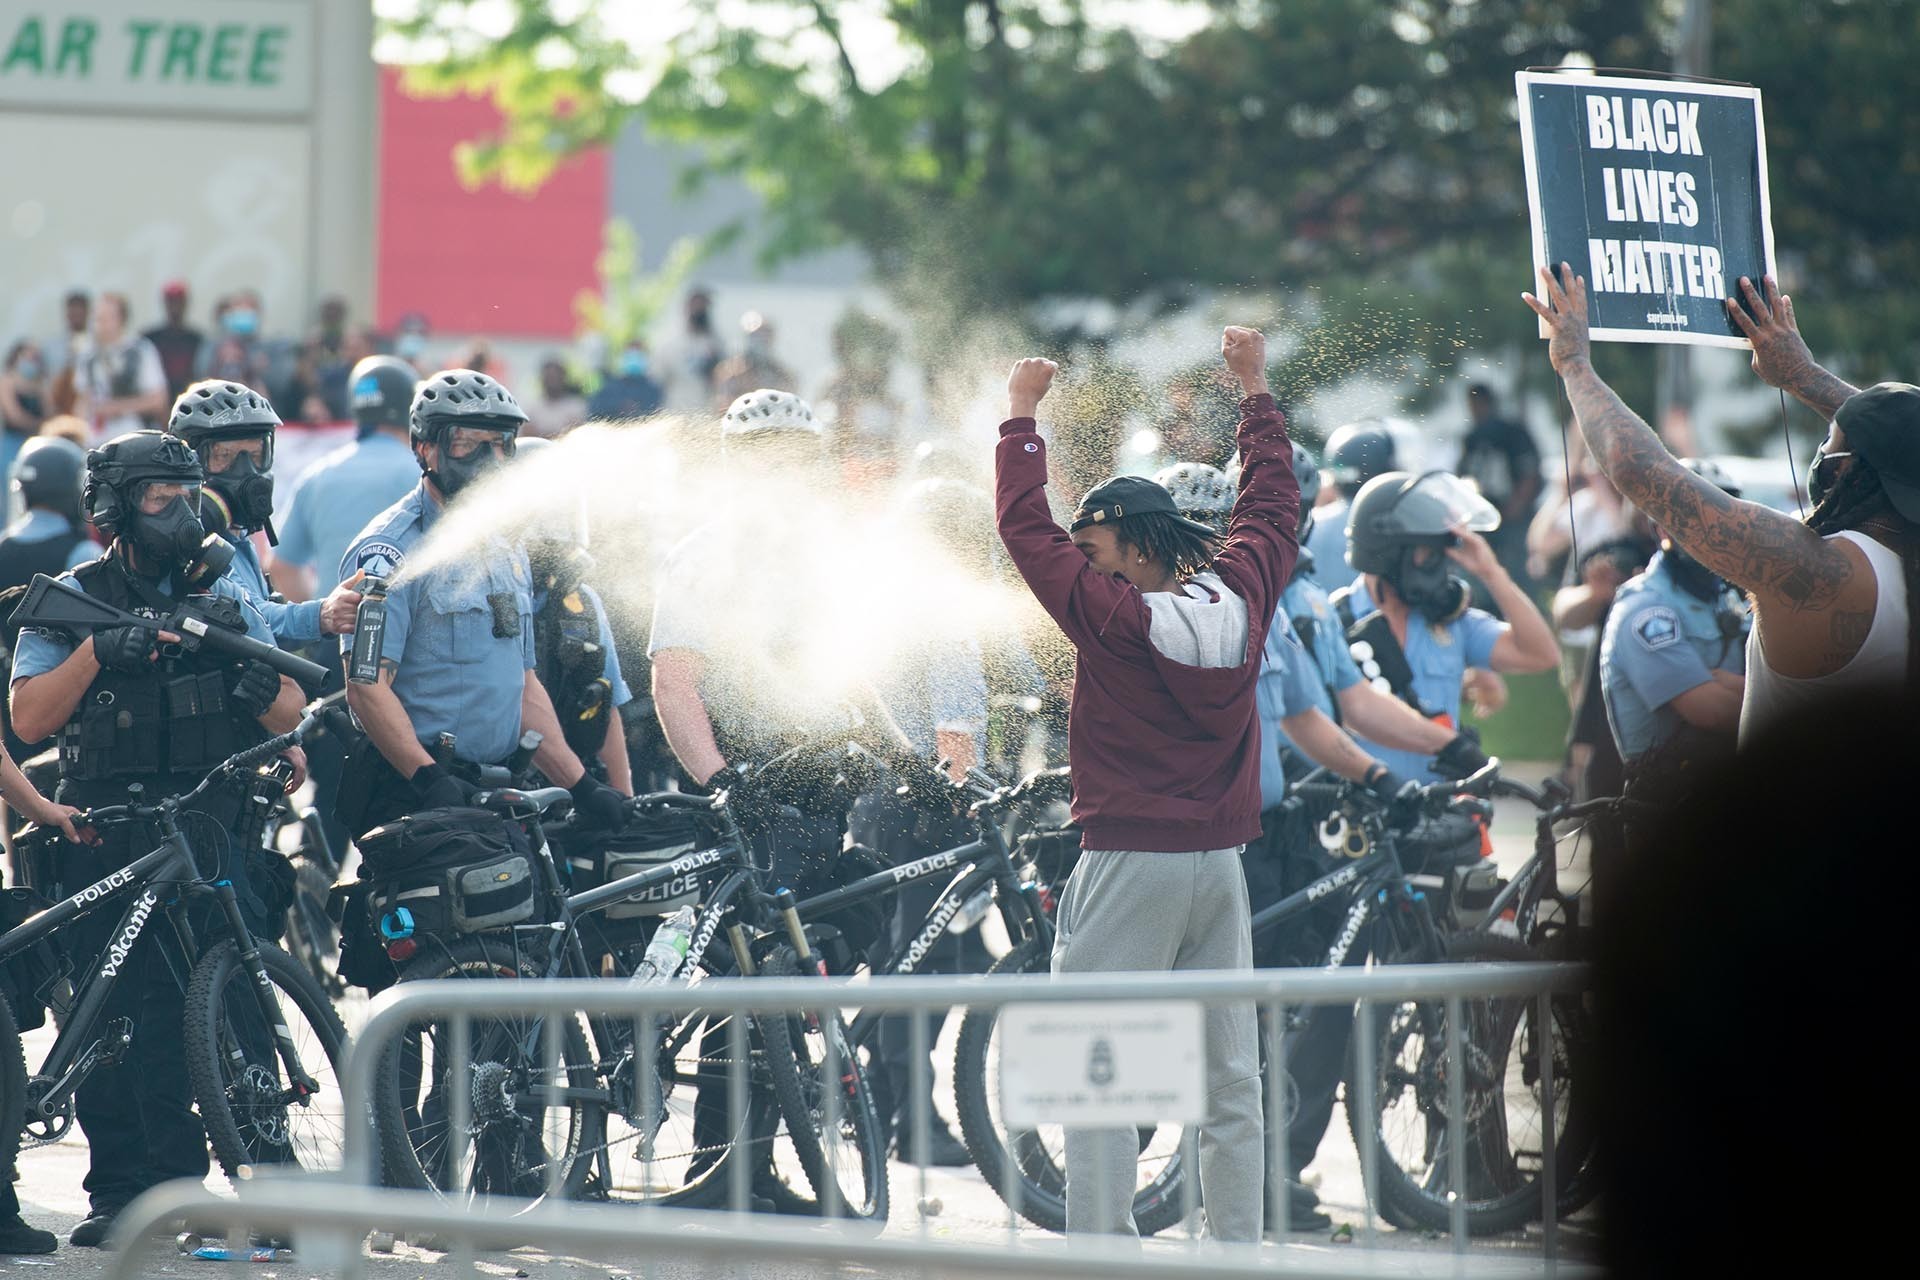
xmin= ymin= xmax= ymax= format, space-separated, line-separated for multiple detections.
xmin=998 ymin=1000 xmax=1204 ymax=1127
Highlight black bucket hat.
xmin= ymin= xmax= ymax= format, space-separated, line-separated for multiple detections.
xmin=1070 ymin=474 xmax=1220 ymax=538
xmin=1834 ymin=382 xmax=1920 ymax=522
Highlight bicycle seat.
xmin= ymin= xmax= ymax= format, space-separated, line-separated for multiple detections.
xmin=472 ymin=787 xmax=574 ymax=816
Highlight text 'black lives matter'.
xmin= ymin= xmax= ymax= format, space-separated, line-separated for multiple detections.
xmin=1516 ymin=71 xmax=1776 ymax=349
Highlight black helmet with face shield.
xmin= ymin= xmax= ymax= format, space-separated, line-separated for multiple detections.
xmin=1346 ymin=470 xmax=1500 ymax=622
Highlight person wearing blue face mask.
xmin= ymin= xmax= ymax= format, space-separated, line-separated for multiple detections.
xmin=1 ymin=342 xmax=51 ymax=482
xmin=197 ymin=291 xmax=273 ymax=395
xmin=586 ymin=341 xmax=665 ymax=422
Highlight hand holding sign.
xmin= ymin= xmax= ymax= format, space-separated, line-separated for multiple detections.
xmin=1521 ymin=263 xmax=1593 ymax=377
xmin=1725 ymin=275 xmax=1815 ymax=391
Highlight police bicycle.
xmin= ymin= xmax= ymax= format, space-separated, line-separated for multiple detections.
xmin=0 ymin=705 xmax=347 ymax=1184
xmin=269 ymin=692 xmax=356 ymax=1000
xmin=1450 ymin=785 xmax=1662 ymax=1226
xmin=369 ymin=747 xmax=889 ymax=1222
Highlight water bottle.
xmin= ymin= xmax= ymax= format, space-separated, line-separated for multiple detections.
xmin=949 ymin=889 xmax=995 ymax=934
xmin=632 ymin=907 xmax=695 ymax=985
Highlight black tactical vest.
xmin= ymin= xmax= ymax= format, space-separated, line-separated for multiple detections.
xmin=54 ymin=556 xmax=260 ymax=788
xmin=533 ymin=587 xmax=614 ymax=768
xmin=0 ymin=524 xmax=86 ymax=595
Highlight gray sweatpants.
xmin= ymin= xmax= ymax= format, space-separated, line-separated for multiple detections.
xmin=1051 ymin=847 xmax=1264 ymax=1242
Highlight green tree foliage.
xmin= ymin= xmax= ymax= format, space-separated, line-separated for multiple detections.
xmin=385 ymin=0 xmax=1918 ymax=383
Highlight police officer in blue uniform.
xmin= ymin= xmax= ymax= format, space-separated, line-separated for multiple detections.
xmin=8 ymin=431 xmax=301 ymax=1249
xmin=1599 ymin=458 xmax=1749 ymax=801
xmin=273 ymin=356 xmax=423 ymax=605
xmin=269 ymin=356 xmax=423 ymax=852
xmin=1193 ymin=448 xmax=1477 ymax=1229
xmin=163 ymin=381 xmax=359 ymax=646
xmin=335 ymin=369 xmax=627 ymax=837
xmin=1304 ymin=420 xmax=1402 ymax=594
xmin=1331 ymin=470 xmax=1561 ymax=784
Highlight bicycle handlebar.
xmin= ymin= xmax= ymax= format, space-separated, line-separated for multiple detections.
xmin=74 ymin=698 xmax=328 ymax=830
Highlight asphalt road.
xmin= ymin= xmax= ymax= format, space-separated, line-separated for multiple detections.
xmin=5 ymin=765 xmax=1597 ymax=1278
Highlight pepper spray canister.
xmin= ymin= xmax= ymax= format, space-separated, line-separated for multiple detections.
xmin=348 ymin=575 xmax=390 ymax=685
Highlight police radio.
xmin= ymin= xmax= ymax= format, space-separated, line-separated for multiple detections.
xmin=348 ymin=575 xmax=390 ymax=686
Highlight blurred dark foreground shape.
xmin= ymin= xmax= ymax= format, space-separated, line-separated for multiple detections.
xmin=1595 ymin=688 xmax=1914 ymax=1277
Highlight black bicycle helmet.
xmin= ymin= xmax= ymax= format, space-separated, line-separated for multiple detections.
xmin=166 ymin=379 xmax=281 ymax=448
xmin=409 ymin=368 xmax=528 ymax=444
xmin=1324 ymin=420 xmax=1400 ymax=493
xmin=11 ymin=437 xmax=86 ymax=525
xmin=350 ymin=355 xmax=418 ymax=431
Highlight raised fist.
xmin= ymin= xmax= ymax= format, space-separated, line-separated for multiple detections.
xmin=1221 ymin=327 xmax=1269 ymax=391
xmin=1006 ymin=358 xmax=1059 ymax=417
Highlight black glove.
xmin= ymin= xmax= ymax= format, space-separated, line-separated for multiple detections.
xmin=228 ymin=660 xmax=281 ymax=719
xmin=93 ymin=624 xmax=157 ymax=673
xmin=894 ymin=757 xmax=960 ymax=814
xmin=569 ymin=775 xmax=629 ymax=832
xmin=410 ymin=761 xmax=476 ymax=811
xmin=707 ymin=764 xmax=775 ymax=830
xmin=1431 ymin=729 xmax=1491 ymax=781
xmin=1364 ymin=765 xmax=1424 ymax=829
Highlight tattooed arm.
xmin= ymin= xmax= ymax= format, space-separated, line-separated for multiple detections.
xmin=1725 ymin=275 xmax=1860 ymax=419
xmin=1522 ymin=264 xmax=1856 ymax=618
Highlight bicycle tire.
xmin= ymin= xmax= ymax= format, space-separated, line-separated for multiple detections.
xmin=373 ymin=935 xmax=596 ymax=1204
xmin=952 ymin=936 xmax=1191 ymax=1236
xmin=1344 ymin=932 xmax=1576 ymax=1235
xmin=185 ymin=939 xmax=349 ymax=1179
xmin=0 ymin=994 xmax=24 ymax=1179
xmin=755 ymin=946 xmax=888 ymax=1223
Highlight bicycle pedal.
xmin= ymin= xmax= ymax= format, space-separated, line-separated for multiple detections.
xmin=98 ymin=1017 xmax=135 ymax=1066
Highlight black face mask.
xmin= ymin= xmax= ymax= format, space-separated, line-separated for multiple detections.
xmin=1807 ymin=449 xmax=1854 ymax=510
xmin=206 ymin=453 xmax=275 ymax=531
xmin=431 ymin=439 xmax=508 ymax=498
xmin=1662 ymin=542 xmax=1726 ymax=602
xmin=1388 ymin=546 xmax=1470 ymax=623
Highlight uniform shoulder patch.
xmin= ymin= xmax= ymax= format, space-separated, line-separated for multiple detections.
xmin=1633 ymin=605 xmax=1681 ymax=651
xmin=355 ymin=540 xmax=406 ymax=578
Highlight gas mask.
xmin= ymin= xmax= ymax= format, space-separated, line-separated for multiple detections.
xmin=430 ymin=433 xmax=512 ymax=498
xmin=125 ymin=491 xmax=233 ymax=587
xmin=529 ymin=540 xmax=593 ymax=597
xmin=1387 ymin=545 xmax=1470 ymax=624
xmin=202 ymin=452 xmax=275 ymax=533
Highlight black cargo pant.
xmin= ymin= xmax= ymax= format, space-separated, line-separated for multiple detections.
xmin=1244 ymin=800 xmax=1358 ymax=1182
xmin=849 ymin=792 xmax=988 ymax=1136
xmin=53 ymin=783 xmax=251 ymax=1215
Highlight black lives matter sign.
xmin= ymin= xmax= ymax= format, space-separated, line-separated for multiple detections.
xmin=1517 ymin=71 xmax=1776 ymax=349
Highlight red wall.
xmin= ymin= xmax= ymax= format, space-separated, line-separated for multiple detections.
xmin=376 ymin=67 xmax=606 ymax=338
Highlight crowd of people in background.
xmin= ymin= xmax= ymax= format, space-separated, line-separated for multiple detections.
xmin=1 ymin=271 xmax=1805 ymax=810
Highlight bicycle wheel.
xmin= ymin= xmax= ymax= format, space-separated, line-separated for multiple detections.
xmin=374 ymin=935 xmax=595 ymax=1204
xmin=282 ymin=860 xmax=345 ymax=1000
xmin=755 ymin=946 xmax=888 ymax=1222
xmin=952 ymin=936 xmax=1191 ymax=1236
xmin=574 ymin=994 xmax=778 ymax=1209
xmin=185 ymin=939 xmax=349 ymax=1178
xmin=1344 ymin=933 xmax=1567 ymax=1235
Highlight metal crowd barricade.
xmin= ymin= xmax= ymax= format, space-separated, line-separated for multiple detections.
xmin=106 ymin=963 xmax=1593 ymax=1280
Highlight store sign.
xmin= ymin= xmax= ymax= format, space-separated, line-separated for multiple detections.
xmin=0 ymin=1 xmax=314 ymax=116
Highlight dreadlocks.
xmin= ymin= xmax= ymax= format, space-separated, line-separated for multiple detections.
xmin=1804 ymin=459 xmax=1920 ymax=688
xmin=1115 ymin=510 xmax=1226 ymax=580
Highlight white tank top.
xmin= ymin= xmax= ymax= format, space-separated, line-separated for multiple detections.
xmin=1741 ymin=530 xmax=1909 ymax=743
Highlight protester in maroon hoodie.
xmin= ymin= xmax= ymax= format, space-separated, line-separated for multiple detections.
xmin=994 ymin=327 xmax=1298 ymax=1240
